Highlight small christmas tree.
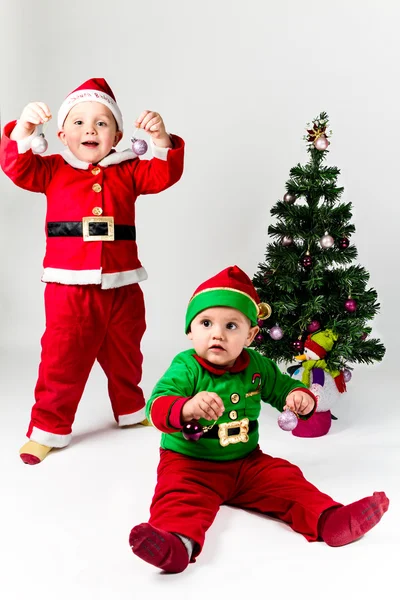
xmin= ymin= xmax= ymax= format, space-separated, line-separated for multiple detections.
xmin=253 ymin=112 xmax=385 ymax=379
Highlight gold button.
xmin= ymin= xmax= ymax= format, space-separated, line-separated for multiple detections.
xmin=230 ymin=393 xmax=240 ymax=404
xmin=92 ymin=183 xmax=102 ymax=193
xmin=229 ymin=410 xmax=237 ymax=420
xmin=92 ymin=207 xmax=103 ymax=216
xmin=91 ymin=167 xmax=101 ymax=175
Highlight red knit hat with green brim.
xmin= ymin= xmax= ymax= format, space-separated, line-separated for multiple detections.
xmin=185 ymin=265 xmax=270 ymax=333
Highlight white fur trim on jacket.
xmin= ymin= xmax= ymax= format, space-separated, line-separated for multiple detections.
xmin=42 ymin=267 xmax=148 ymax=289
xmin=30 ymin=427 xmax=72 ymax=448
xmin=17 ymin=128 xmax=37 ymax=153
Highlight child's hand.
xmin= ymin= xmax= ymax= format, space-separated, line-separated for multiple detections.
xmin=285 ymin=390 xmax=315 ymax=416
xmin=134 ymin=110 xmax=172 ymax=148
xmin=182 ymin=392 xmax=225 ymax=422
xmin=11 ymin=102 xmax=52 ymax=141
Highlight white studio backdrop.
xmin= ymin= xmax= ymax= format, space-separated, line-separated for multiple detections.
xmin=0 ymin=0 xmax=398 ymax=397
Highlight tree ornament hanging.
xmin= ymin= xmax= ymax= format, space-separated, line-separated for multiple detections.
xmin=281 ymin=235 xmax=293 ymax=246
xmin=269 ymin=325 xmax=283 ymax=340
xmin=320 ymin=233 xmax=334 ymax=249
xmin=301 ymin=252 xmax=313 ymax=269
xmin=291 ymin=339 xmax=304 ymax=352
xmin=278 ymin=409 xmax=298 ymax=431
xmin=307 ymin=120 xmax=330 ymax=151
xmin=255 ymin=333 xmax=263 ymax=343
xmin=307 ymin=320 xmax=321 ymax=333
xmin=342 ymin=368 xmax=352 ymax=382
xmin=338 ymin=237 xmax=350 ymax=250
xmin=344 ymin=297 xmax=357 ymax=312
xmin=314 ymin=135 xmax=330 ymax=151
xmin=283 ymin=192 xmax=297 ymax=204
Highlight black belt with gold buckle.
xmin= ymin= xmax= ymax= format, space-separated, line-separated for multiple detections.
xmin=202 ymin=419 xmax=257 ymax=439
xmin=47 ymin=219 xmax=136 ymax=242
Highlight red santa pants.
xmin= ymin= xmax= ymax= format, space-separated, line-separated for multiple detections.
xmin=27 ymin=282 xmax=146 ymax=447
xmin=148 ymin=447 xmax=341 ymax=560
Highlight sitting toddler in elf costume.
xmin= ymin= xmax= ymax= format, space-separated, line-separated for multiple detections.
xmin=129 ymin=265 xmax=389 ymax=573
xmin=0 ymin=78 xmax=184 ymax=464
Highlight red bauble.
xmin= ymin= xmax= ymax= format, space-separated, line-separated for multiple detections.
xmin=344 ymin=298 xmax=357 ymax=312
xmin=338 ymin=237 xmax=350 ymax=250
xmin=301 ymin=255 xmax=313 ymax=268
xmin=291 ymin=339 xmax=304 ymax=352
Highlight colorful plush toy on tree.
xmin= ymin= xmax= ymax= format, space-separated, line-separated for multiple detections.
xmin=253 ymin=112 xmax=385 ymax=435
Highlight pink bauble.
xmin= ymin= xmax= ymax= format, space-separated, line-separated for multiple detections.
xmin=314 ymin=135 xmax=329 ymax=151
xmin=269 ymin=326 xmax=283 ymax=340
xmin=307 ymin=320 xmax=321 ymax=333
xmin=344 ymin=298 xmax=357 ymax=312
xmin=342 ymin=368 xmax=352 ymax=383
xmin=31 ymin=134 xmax=48 ymax=154
xmin=278 ymin=410 xmax=298 ymax=431
xmin=131 ymin=138 xmax=148 ymax=155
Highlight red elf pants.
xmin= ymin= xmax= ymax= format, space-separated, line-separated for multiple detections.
xmin=27 ymin=282 xmax=146 ymax=447
xmin=149 ymin=447 xmax=342 ymax=560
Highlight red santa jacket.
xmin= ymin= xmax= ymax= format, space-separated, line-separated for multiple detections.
xmin=0 ymin=121 xmax=184 ymax=289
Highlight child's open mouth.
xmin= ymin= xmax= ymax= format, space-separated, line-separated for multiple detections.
xmin=82 ymin=141 xmax=99 ymax=147
xmin=210 ymin=345 xmax=225 ymax=351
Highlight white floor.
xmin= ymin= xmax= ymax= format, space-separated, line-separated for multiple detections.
xmin=1 ymin=348 xmax=398 ymax=600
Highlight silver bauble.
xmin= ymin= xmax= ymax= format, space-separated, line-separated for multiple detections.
xmin=283 ymin=192 xmax=297 ymax=204
xmin=320 ymin=234 xmax=334 ymax=249
xmin=282 ymin=236 xmax=293 ymax=246
xmin=31 ymin=134 xmax=48 ymax=155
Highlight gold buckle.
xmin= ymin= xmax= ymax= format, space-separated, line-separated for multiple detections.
xmin=218 ymin=418 xmax=249 ymax=447
xmin=82 ymin=216 xmax=114 ymax=242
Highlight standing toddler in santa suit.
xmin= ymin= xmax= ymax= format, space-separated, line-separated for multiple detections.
xmin=129 ymin=265 xmax=389 ymax=573
xmin=0 ymin=78 xmax=184 ymax=465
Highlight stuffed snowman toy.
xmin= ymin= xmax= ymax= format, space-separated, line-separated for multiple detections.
xmin=290 ymin=329 xmax=346 ymax=437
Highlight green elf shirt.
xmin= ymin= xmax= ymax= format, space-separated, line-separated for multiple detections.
xmin=147 ymin=348 xmax=316 ymax=462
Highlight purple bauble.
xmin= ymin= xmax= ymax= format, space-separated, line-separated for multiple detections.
xmin=342 ymin=368 xmax=352 ymax=383
xmin=278 ymin=410 xmax=298 ymax=431
xmin=182 ymin=420 xmax=204 ymax=441
xmin=255 ymin=333 xmax=263 ymax=343
xmin=344 ymin=298 xmax=357 ymax=312
xmin=314 ymin=135 xmax=329 ymax=151
xmin=338 ymin=237 xmax=350 ymax=250
xmin=269 ymin=326 xmax=283 ymax=340
xmin=291 ymin=339 xmax=304 ymax=352
xmin=307 ymin=320 xmax=321 ymax=333
xmin=257 ymin=319 xmax=264 ymax=327
xmin=361 ymin=332 xmax=368 ymax=340
xmin=31 ymin=133 xmax=48 ymax=154
xmin=131 ymin=138 xmax=148 ymax=155
xmin=301 ymin=255 xmax=313 ymax=269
